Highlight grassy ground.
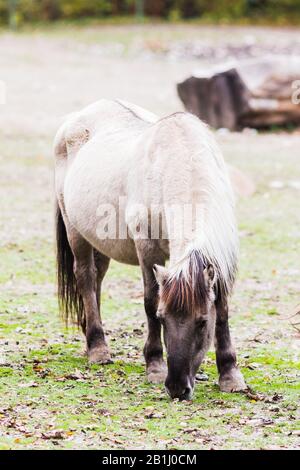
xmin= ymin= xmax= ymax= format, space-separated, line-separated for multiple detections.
xmin=0 ymin=24 xmax=299 ymax=450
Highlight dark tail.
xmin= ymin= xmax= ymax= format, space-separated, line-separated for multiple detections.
xmin=56 ymin=203 xmax=84 ymax=326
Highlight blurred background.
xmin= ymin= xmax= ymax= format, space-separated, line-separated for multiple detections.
xmin=0 ymin=0 xmax=299 ymax=450
xmin=1 ymin=0 xmax=300 ymax=27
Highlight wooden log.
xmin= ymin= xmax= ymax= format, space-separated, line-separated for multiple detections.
xmin=177 ymin=57 xmax=300 ymax=130
xmin=177 ymin=69 xmax=251 ymax=130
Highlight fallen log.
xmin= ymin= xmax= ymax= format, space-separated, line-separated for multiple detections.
xmin=177 ymin=56 xmax=300 ymax=130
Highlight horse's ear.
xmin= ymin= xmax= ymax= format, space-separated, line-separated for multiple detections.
xmin=204 ymin=264 xmax=216 ymax=287
xmin=153 ymin=264 xmax=168 ymax=287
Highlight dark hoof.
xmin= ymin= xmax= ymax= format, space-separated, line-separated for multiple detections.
xmin=147 ymin=360 xmax=167 ymax=384
xmin=88 ymin=345 xmax=112 ymax=365
xmin=219 ymin=368 xmax=247 ymax=392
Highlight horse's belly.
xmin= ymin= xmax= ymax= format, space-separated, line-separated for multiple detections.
xmin=64 ymin=185 xmax=140 ymax=265
xmin=64 ymin=149 xmax=140 ymax=264
xmin=63 ymin=127 xmax=168 ymax=266
xmin=93 ymin=239 xmax=139 ymax=265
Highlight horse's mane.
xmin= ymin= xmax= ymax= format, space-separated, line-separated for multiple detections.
xmin=161 ymin=249 xmax=237 ymax=315
xmin=155 ymin=113 xmax=239 ymax=313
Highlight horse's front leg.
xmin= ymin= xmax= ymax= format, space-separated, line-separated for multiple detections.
xmin=142 ymin=268 xmax=167 ymax=384
xmin=215 ymin=295 xmax=247 ymax=392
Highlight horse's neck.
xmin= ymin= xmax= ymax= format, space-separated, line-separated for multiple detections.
xmin=145 ymin=112 xmax=237 ymax=290
xmin=168 ymin=239 xmax=193 ymax=268
xmin=161 ymin=165 xmax=206 ymax=268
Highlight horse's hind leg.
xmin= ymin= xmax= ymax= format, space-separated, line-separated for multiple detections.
xmin=94 ymin=250 xmax=110 ymax=323
xmin=70 ymin=232 xmax=111 ymax=364
xmin=215 ymin=295 xmax=247 ymax=392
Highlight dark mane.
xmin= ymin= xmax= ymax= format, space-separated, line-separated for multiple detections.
xmin=161 ymin=251 xmax=209 ymax=315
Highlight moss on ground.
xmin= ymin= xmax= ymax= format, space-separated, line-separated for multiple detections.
xmin=0 ymin=25 xmax=299 ymax=450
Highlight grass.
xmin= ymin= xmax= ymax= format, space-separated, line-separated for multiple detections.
xmin=2 ymin=20 xmax=300 ymax=53
xmin=2 ymin=14 xmax=300 ymax=34
xmin=0 ymin=136 xmax=299 ymax=450
xmin=0 ymin=24 xmax=299 ymax=450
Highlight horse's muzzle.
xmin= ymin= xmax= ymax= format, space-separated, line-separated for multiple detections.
xmin=165 ymin=377 xmax=194 ymax=401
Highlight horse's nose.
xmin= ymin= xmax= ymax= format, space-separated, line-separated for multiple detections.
xmin=180 ymin=386 xmax=193 ymax=401
xmin=165 ymin=378 xmax=193 ymax=400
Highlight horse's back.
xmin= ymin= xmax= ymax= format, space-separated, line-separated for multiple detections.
xmin=54 ymin=99 xmax=158 ymax=167
xmin=54 ymin=100 xmax=234 ymax=270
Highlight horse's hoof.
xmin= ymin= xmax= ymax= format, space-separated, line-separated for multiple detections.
xmin=147 ymin=361 xmax=167 ymax=384
xmin=88 ymin=345 xmax=113 ymax=365
xmin=219 ymin=368 xmax=247 ymax=392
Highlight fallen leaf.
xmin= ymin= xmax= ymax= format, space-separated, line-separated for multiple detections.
xmin=242 ymin=388 xmax=283 ymax=403
xmin=288 ymin=430 xmax=300 ymax=436
xmin=41 ymin=430 xmax=65 ymax=440
xmin=18 ymin=381 xmax=38 ymax=388
xmin=59 ymin=370 xmax=87 ymax=381
xmin=144 ymin=407 xmax=165 ymax=419
xmin=247 ymin=417 xmax=274 ymax=427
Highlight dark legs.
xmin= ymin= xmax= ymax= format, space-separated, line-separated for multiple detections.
xmin=135 ymin=239 xmax=167 ymax=383
xmin=94 ymin=250 xmax=110 ymax=313
xmin=70 ymin=232 xmax=111 ymax=364
xmin=142 ymin=269 xmax=167 ymax=383
xmin=215 ymin=295 xmax=246 ymax=392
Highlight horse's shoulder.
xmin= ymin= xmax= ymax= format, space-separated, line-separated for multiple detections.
xmin=145 ymin=112 xmax=205 ymax=154
xmin=154 ymin=111 xmax=206 ymax=137
xmin=116 ymin=99 xmax=158 ymax=124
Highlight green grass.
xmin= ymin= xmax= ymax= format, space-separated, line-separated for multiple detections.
xmin=0 ymin=24 xmax=299 ymax=450
xmin=0 ymin=149 xmax=299 ymax=448
xmin=2 ymin=20 xmax=299 ymax=54
xmin=2 ymin=14 xmax=300 ymax=34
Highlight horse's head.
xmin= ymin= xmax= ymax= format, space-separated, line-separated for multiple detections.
xmin=153 ymin=255 xmax=216 ymax=400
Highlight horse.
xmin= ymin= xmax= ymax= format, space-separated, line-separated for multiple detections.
xmin=54 ymin=99 xmax=246 ymax=400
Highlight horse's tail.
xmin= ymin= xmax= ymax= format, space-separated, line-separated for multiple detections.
xmin=56 ymin=203 xmax=84 ymax=325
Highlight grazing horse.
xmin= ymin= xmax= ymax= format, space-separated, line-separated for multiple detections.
xmin=54 ymin=99 xmax=246 ymax=400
